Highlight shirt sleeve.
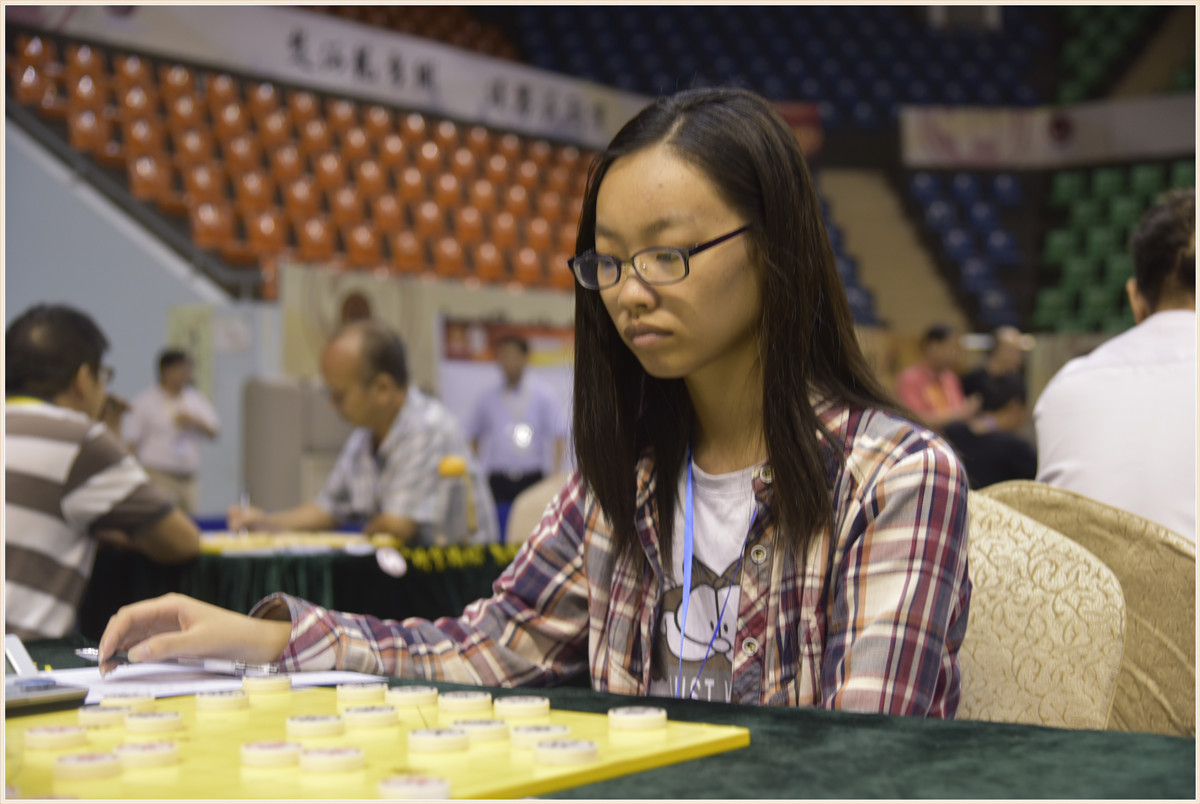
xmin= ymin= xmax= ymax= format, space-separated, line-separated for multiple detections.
xmin=378 ymin=414 xmax=456 ymax=524
xmin=822 ymin=433 xmax=972 ymax=717
xmin=186 ymin=389 xmax=220 ymax=435
xmin=249 ymin=473 xmax=592 ymax=685
xmin=64 ymin=426 xmax=174 ymax=536
xmin=122 ymin=395 xmax=147 ymax=449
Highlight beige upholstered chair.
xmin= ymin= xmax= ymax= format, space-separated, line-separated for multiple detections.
xmin=505 ymin=473 xmax=569 ymax=545
xmin=979 ymin=480 xmax=1195 ymax=737
xmin=958 ymin=493 xmax=1126 ymax=730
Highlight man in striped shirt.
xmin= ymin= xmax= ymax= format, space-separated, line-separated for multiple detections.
xmin=5 ymin=305 xmax=201 ymax=640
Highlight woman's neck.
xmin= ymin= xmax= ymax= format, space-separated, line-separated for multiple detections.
xmin=686 ymin=359 xmax=766 ymax=475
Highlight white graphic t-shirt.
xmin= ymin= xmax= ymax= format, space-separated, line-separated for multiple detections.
xmin=648 ymin=461 xmax=756 ymax=702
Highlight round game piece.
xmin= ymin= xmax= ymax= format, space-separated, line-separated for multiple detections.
xmin=114 ymin=741 xmax=179 ymax=768
xmin=385 ymin=685 xmax=438 ymax=707
xmin=196 ymin=689 xmax=250 ymax=711
xmin=336 ymin=682 xmax=387 ymax=703
xmin=125 ymin=711 xmax=183 ymax=733
xmin=285 ymin=714 xmax=345 ymax=738
xmin=510 ymin=723 xmax=570 ymax=748
xmin=407 ymin=728 xmax=469 ymax=753
xmin=534 ymin=739 xmax=599 ymax=765
xmin=608 ymin=705 xmax=668 ymax=730
xmin=299 ymin=746 xmax=365 ymax=773
xmin=343 ymin=705 xmax=399 ymax=728
xmin=493 ymin=695 xmax=551 ymax=719
xmin=242 ymin=674 xmax=292 ymax=693
xmin=99 ymin=694 xmax=155 ymax=713
xmin=24 ymin=725 xmax=88 ymax=750
xmin=53 ymin=752 xmax=121 ymax=780
xmin=79 ymin=705 xmax=131 ymax=728
xmin=241 ymin=741 xmax=302 ymax=767
xmin=378 ymin=774 xmax=451 ymax=799
xmin=451 ymin=719 xmax=508 ymax=742
xmin=437 ymin=690 xmax=491 ymax=713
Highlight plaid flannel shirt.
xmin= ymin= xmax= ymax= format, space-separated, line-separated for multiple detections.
xmin=252 ymin=399 xmax=971 ymax=716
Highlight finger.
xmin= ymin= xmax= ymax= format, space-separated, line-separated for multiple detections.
xmin=127 ymin=630 xmax=204 ymax=664
xmin=98 ymin=595 xmax=188 ymax=665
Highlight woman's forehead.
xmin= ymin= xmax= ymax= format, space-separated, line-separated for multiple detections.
xmin=596 ymin=147 xmax=728 ymax=227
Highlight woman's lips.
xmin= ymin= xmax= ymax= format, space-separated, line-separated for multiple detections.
xmin=624 ymin=323 xmax=671 ymax=348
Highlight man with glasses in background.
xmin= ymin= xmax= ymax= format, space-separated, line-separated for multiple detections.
xmin=5 ymin=304 xmax=200 ymax=640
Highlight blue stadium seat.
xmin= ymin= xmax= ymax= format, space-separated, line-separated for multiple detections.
xmin=910 ymin=172 xmax=941 ymax=205
xmin=925 ymin=200 xmax=958 ymax=232
xmin=960 ymin=257 xmax=995 ymax=294
xmin=991 ymin=173 xmax=1023 ymax=207
xmin=851 ymin=102 xmax=878 ymax=129
xmin=979 ymin=288 xmax=1020 ymax=328
xmin=942 ymin=228 xmax=976 ymax=263
xmin=950 ymin=173 xmax=981 ymax=205
xmin=967 ymin=201 xmax=998 ymax=233
xmin=985 ymin=229 xmax=1020 ymax=266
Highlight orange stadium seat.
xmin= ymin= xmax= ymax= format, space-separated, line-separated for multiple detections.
xmin=299 ymin=117 xmax=333 ymax=155
xmin=503 ymin=185 xmax=530 ymax=218
xmin=128 ymin=153 xmax=170 ymax=202
xmin=526 ymin=139 xmax=553 ymax=168
xmin=189 ymin=200 xmax=234 ymax=251
xmin=213 ymin=102 xmax=249 ymax=142
xmin=259 ymin=109 xmax=293 ymax=150
xmin=344 ymin=223 xmax=383 ymax=269
xmin=473 ymin=241 xmax=505 ymax=283
xmin=288 ymin=90 xmax=319 ymax=126
xmin=245 ymin=207 xmax=288 ymax=258
xmin=330 ymin=186 xmax=366 ymax=228
xmin=449 ymin=147 xmax=477 ymax=181
xmin=224 ymin=134 xmax=263 ymax=174
xmin=491 ymin=211 xmax=518 ymax=250
xmin=452 ymin=206 xmax=485 ymax=244
xmin=525 ymin=217 xmax=552 ymax=253
xmin=433 ymin=236 xmax=466 ymax=277
xmin=326 ymin=98 xmax=358 ymax=133
xmin=545 ymin=165 xmax=572 ymax=195
xmin=313 ymin=151 xmax=348 ymax=192
xmin=112 ymin=54 xmax=150 ymax=92
xmin=399 ymin=112 xmax=428 ymax=145
xmin=391 ymin=231 xmax=425 ymax=274
xmin=234 ymin=169 xmax=277 ymax=215
xmin=296 ymin=215 xmax=337 ymax=263
xmin=536 ymin=189 xmax=564 ymax=223
xmin=118 ymin=85 xmax=158 ymax=124
xmin=65 ymin=44 xmax=105 ymax=82
xmin=355 ymin=159 xmax=387 ymax=199
xmin=496 ymin=132 xmax=522 ymax=161
xmin=283 ymin=177 xmax=322 ymax=222
xmin=557 ymin=145 xmax=582 ymax=171
xmin=67 ymin=108 xmax=109 ymax=155
xmin=513 ymin=159 xmax=540 ymax=191
xmin=433 ymin=173 xmax=462 ymax=208
xmin=464 ymin=125 xmax=491 ymax=158
xmin=16 ymin=65 xmax=67 ymax=121
xmin=166 ymin=94 xmax=205 ymax=133
xmin=379 ymin=133 xmax=407 ymax=171
xmin=123 ymin=117 xmax=167 ymax=159
xmin=512 ymin=247 xmax=544 ymax=286
xmin=205 ymin=73 xmax=240 ymax=115
xmin=371 ymin=194 xmax=404 ymax=233
xmin=158 ymin=64 xmax=195 ymax=104
xmin=484 ymin=153 xmax=509 ymax=185
xmin=433 ymin=120 xmax=459 ymax=151
xmin=342 ymin=126 xmax=372 ymax=163
xmin=566 ymin=194 xmax=584 ymax=224
xmin=397 ymin=166 xmax=426 ymax=204
xmin=468 ymin=179 xmax=498 ymax=214
xmin=548 ymin=252 xmax=575 ymax=291
xmin=183 ymin=163 xmax=227 ymax=206
xmin=247 ymin=81 xmax=280 ymax=121
xmin=413 ymin=200 xmax=445 ymax=239
xmin=558 ymin=221 xmax=579 ymax=253
xmin=270 ymin=142 xmax=305 ymax=182
xmin=15 ymin=35 xmax=60 ymax=74
xmin=363 ymin=105 xmax=393 ymax=141
xmin=66 ymin=73 xmax=109 ymax=114
xmin=415 ymin=141 xmax=443 ymax=174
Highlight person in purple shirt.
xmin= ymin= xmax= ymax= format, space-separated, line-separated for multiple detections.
xmin=468 ymin=333 xmax=566 ymax=505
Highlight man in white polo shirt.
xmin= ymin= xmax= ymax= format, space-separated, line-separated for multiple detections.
xmin=1034 ymin=189 xmax=1195 ymax=540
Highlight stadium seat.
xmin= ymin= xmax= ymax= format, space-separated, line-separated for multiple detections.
xmin=269 ymin=144 xmax=305 ymax=184
xmin=379 ymin=134 xmax=407 ymax=171
xmin=247 ymin=82 xmax=280 ymax=121
xmin=464 ymin=125 xmax=491 ymax=158
xmin=504 ymin=185 xmax=530 ymax=218
xmin=288 ymin=91 xmax=319 ymax=126
xmin=1060 ymin=256 xmax=1099 ymax=292
xmin=283 ymin=178 xmax=321 ymax=222
xmin=234 ymin=169 xmax=276 ymax=215
xmin=123 ymin=117 xmax=167 ymax=159
xmin=188 ymin=201 xmax=234 ymax=251
xmin=397 ymin=167 xmax=426 ymax=203
xmin=1078 ymin=285 xmax=1117 ymax=329
xmin=526 ymin=139 xmax=553 ymax=168
xmin=313 ymin=152 xmax=348 ymax=192
xmin=1103 ymin=252 xmax=1134 ymax=290
xmin=513 ymin=247 xmax=544 ymax=286
xmin=484 ymin=154 xmax=510 ymax=185
xmin=391 ymin=231 xmax=425 ymax=274
xmin=473 ymin=241 xmax=506 ymax=283
xmin=259 ymin=109 xmax=293 ymax=150
xmin=400 ymin=112 xmax=428 ymax=145
xmin=984 ymin=230 xmax=1019 ymax=266
xmin=354 ymin=159 xmax=387 ymax=199
xmin=224 ymin=134 xmax=262 ymax=174
xmin=469 ymin=179 xmax=498 ymax=214
xmin=299 ymin=117 xmax=333 ymax=155
xmin=344 ymin=223 xmax=383 ymax=269
xmin=496 ymin=133 xmax=522 ymax=161
xmin=941 ymin=228 xmax=975 ymax=263
xmin=452 ymin=206 xmax=485 ymax=244
xmin=363 ymin=105 xmax=393 ymax=141
xmin=959 ymin=257 xmax=994 ymax=294
xmin=1042 ymin=228 xmax=1079 ymax=266
xmin=415 ymin=142 xmax=443 ymax=174
xmin=159 ymin=64 xmax=195 ymax=104
xmin=67 ymin=108 xmax=113 ymax=157
xmin=206 ymin=73 xmax=241 ymax=114
xmin=1090 ymin=167 xmax=1126 ymax=201
xmin=128 ymin=153 xmax=171 ymax=203
xmin=65 ymin=44 xmax=105 ymax=83
xmin=433 ymin=173 xmax=462 ymax=208
xmin=548 ymin=252 xmax=576 ymax=291
xmin=967 ymin=201 xmax=998 ymax=232
xmin=66 ymin=73 xmax=109 ymax=114
xmin=296 ymin=216 xmax=337 ymax=263
xmin=950 ymin=173 xmax=981 ymax=205
xmin=245 ymin=208 xmax=288 ymax=258
xmin=1128 ymin=164 xmax=1166 ymax=201
xmin=433 ymin=237 xmax=467 ymax=277
xmin=514 ymin=159 xmax=541 ymax=191
xmin=371 ymin=194 xmax=404 ymax=233
xmin=991 ymin=173 xmax=1023 ymax=207
xmin=909 ymin=172 xmax=941 ymax=206
xmin=1050 ymin=171 xmax=1086 ymax=208
xmin=342 ymin=127 xmax=372 ymax=164
xmin=492 ymin=212 xmax=518 ymax=250
xmin=525 ymin=217 xmax=552 ymax=252
xmin=166 ymin=95 xmax=205 ymax=133
xmin=545 ymin=165 xmax=572 ymax=195
xmin=1169 ymin=159 xmax=1194 ymax=189
xmin=1031 ymin=287 xmax=1070 ymax=330
xmin=329 ymin=186 xmax=366 ymax=228
xmin=1069 ymin=197 xmax=1104 ymax=231
xmin=1107 ymin=195 xmax=1143 ymax=236
xmin=213 ymin=102 xmax=250 ymax=142
xmin=183 ymin=163 xmax=227 ymax=206
xmin=1083 ymin=225 xmax=1120 ymax=260
xmin=449 ymin=147 xmax=476 ymax=181
xmin=433 ymin=120 xmax=460 ymax=151
xmin=326 ymin=98 xmax=358 ymax=133
xmin=536 ymin=190 xmax=564 ymax=223
xmin=414 ymin=200 xmax=445 ymax=239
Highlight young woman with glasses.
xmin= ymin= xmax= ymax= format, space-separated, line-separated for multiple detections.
xmin=100 ymin=88 xmax=970 ymax=717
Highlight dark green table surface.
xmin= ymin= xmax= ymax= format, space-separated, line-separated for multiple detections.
xmin=21 ymin=636 xmax=1197 ymax=799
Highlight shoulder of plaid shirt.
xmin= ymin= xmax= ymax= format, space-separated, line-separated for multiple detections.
xmin=251 ymin=398 xmax=972 ymax=717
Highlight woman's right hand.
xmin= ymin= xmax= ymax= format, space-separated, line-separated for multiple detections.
xmin=97 ymin=593 xmax=292 ymax=676
xmin=226 ymin=503 xmax=268 ymax=533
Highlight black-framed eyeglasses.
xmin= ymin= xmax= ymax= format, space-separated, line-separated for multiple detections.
xmin=568 ymin=225 xmax=750 ymax=290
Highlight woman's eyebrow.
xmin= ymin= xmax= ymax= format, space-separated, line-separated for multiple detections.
xmin=595 ymin=216 xmax=694 ymax=247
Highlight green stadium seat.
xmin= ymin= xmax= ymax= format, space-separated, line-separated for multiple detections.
xmin=1103 ymin=252 xmax=1135 ymax=289
xmin=1032 ymin=287 xmax=1070 ymax=330
xmin=1050 ymin=171 xmax=1087 ymax=208
xmin=1069 ymin=198 xmax=1104 ymax=230
xmin=1078 ymin=285 xmax=1118 ymax=328
xmin=1060 ymin=256 xmax=1099 ymax=292
xmin=1057 ymin=81 xmax=1088 ymax=105
xmin=1042 ymin=228 xmax=1080 ymax=266
xmin=1090 ymin=167 xmax=1126 ymax=201
xmin=1107 ymin=195 xmax=1143 ymax=235
xmin=1102 ymin=308 xmax=1136 ymax=335
xmin=1083 ymin=225 xmax=1120 ymax=260
xmin=1127 ymin=164 xmax=1166 ymax=201
xmin=1054 ymin=316 xmax=1090 ymax=335
xmin=1169 ymin=159 xmax=1194 ymax=189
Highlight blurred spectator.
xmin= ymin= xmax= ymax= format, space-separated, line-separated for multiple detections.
xmin=894 ymin=324 xmax=980 ymax=431
xmin=5 ymin=304 xmax=200 ymax=640
xmin=124 ymin=349 xmax=220 ymax=514
xmin=227 ymin=320 xmax=499 ymax=545
xmin=944 ymin=374 xmax=1037 ymax=490
xmin=1035 ymin=189 xmax=1195 ymax=540
xmin=961 ymin=325 xmax=1030 ymax=399
xmin=468 ymin=333 xmax=565 ymax=505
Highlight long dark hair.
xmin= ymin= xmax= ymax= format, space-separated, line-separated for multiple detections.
xmin=572 ymin=87 xmax=900 ymax=566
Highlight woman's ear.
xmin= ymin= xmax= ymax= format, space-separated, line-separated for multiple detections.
xmin=1125 ymin=278 xmax=1151 ymax=325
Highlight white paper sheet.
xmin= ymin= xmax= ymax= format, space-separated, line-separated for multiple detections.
xmin=46 ymin=664 xmax=386 ymax=705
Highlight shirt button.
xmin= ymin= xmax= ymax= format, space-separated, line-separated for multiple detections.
xmin=757 ymin=464 xmax=773 ymax=484
xmin=750 ymin=544 xmax=768 ymax=565
xmin=742 ymin=637 xmax=760 ymax=656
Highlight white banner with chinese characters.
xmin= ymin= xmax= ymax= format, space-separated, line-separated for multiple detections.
xmin=7 ymin=5 xmax=648 ymax=148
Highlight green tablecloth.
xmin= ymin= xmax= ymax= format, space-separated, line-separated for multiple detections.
xmin=77 ymin=544 xmax=521 ymax=641
xmin=18 ymin=638 xmax=1197 ymax=799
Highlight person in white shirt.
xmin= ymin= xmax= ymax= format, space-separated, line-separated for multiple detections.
xmin=1034 ymin=189 xmax=1195 ymax=540
xmin=123 ymin=349 xmax=220 ymax=514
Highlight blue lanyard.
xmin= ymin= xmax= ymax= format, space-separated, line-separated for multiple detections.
xmin=676 ymin=446 xmax=757 ymax=700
